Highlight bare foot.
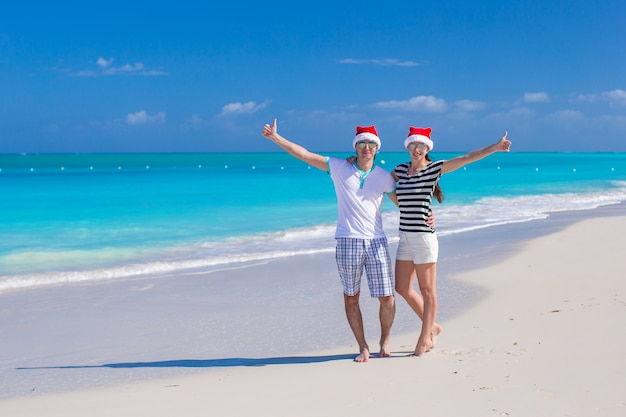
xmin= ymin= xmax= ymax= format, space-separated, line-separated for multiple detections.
xmin=378 ymin=343 xmax=391 ymax=358
xmin=354 ymin=347 xmax=370 ymax=363
xmin=431 ymin=324 xmax=443 ymax=348
xmin=410 ymin=338 xmax=434 ymax=357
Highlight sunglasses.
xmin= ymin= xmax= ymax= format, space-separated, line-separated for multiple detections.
xmin=407 ymin=142 xmax=429 ymax=151
xmin=356 ymin=141 xmax=378 ymax=149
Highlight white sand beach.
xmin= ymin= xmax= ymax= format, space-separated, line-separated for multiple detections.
xmin=1 ymin=207 xmax=625 ymax=416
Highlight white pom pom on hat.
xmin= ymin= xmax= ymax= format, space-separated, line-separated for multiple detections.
xmin=353 ymin=125 xmax=382 ymax=150
xmin=404 ymin=126 xmax=434 ymax=151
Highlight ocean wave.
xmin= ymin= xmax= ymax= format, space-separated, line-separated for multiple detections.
xmin=432 ymin=186 xmax=626 ymax=236
xmin=1 ymin=185 xmax=625 ymax=293
xmin=0 ymin=247 xmax=335 ymax=293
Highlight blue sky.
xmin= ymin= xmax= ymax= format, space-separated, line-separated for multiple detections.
xmin=1 ymin=0 xmax=625 ymax=154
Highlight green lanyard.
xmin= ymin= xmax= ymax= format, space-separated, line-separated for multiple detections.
xmin=354 ymin=162 xmax=374 ymax=189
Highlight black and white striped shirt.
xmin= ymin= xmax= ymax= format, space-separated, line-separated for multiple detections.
xmin=393 ymin=160 xmax=445 ymax=233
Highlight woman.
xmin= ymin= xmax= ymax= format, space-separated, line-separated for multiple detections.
xmin=393 ymin=127 xmax=511 ymax=356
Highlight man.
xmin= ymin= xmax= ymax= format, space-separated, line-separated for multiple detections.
xmin=262 ymin=118 xmax=399 ymax=362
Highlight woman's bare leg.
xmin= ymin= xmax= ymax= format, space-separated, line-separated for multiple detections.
xmin=412 ymin=262 xmax=438 ymax=356
xmin=395 ymin=260 xmax=442 ymax=348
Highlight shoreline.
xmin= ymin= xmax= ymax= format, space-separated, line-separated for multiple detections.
xmin=1 ymin=203 xmax=625 ymax=415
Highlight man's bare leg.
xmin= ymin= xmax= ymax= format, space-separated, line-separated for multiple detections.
xmin=377 ymin=295 xmax=395 ymax=357
xmin=344 ymin=292 xmax=369 ymax=362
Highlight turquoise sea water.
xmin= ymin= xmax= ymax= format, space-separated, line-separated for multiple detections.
xmin=1 ymin=152 xmax=625 ymax=292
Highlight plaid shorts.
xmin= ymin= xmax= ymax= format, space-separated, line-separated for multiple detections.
xmin=335 ymin=237 xmax=394 ymax=298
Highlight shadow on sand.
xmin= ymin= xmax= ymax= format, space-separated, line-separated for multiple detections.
xmin=16 ymin=353 xmax=359 ymax=371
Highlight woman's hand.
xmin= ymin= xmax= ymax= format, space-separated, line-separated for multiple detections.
xmin=495 ymin=131 xmax=511 ymax=152
xmin=262 ymin=118 xmax=278 ymax=141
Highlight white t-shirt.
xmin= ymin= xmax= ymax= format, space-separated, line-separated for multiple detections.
xmin=326 ymin=156 xmax=396 ymax=239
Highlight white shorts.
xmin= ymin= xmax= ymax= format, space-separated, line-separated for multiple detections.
xmin=396 ymin=231 xmax=439 ymax=264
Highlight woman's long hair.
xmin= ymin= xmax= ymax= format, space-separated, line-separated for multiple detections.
xmin=425 ymin=154 xmax=444 ymax=203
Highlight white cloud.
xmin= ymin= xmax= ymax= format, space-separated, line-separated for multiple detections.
xmin=373 ymin=95 xmax=447 ymax=112
xmin=96 ymin=57 xmax=114 ymax=68
xmin=219 ymin=100 xmax=270 ymax=116
xmin=576 ymin=93 xmax=599 ymax=103
xmin=337 ymin=58 xmax=420 ymax=67
xmin=524 ymin=92 xmax=550 ymax=103
xmin=603 ymin=89 xmax=626 ymax=106
xmin=73 ymin=57 xmax=167 ymax=77
xmin=455 ymin=100 xmax=487 ymax=112
xmin=105 ymin=62 xmax=145 ymax=74
xmin=546 ymin=109 xmax=584 ymax=123
xmin=285 ymin=108 xmax=363 ymax=124
xmin=125 ymin=110 xmax=166 ymax=125
xmin=180 ymin=114 xmax=205 ymax=132
xmin=546 ymin=111 xmax=626 ymax=132
xmin=577 ymin=89 xmax=626 ymax=105
xmin=74 ymin=70 xmax=99 ymax=77
xmin=188 ymin=114 xmax=202 ymax=125
xmin=508 ymin=107 xmax=536 ymax=118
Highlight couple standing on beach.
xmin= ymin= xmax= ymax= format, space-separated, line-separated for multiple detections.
xmin=262 ymin=119 xmax=511 ymax=361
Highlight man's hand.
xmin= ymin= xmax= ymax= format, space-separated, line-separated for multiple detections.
xmin=425 ymin=211 xmax=436 ymax=228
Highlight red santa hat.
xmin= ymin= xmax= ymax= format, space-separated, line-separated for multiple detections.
xmin=353 ymin=125 xmax=382 ymax=150
xmin=404 ymin=126 xmax=434 ymax=151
